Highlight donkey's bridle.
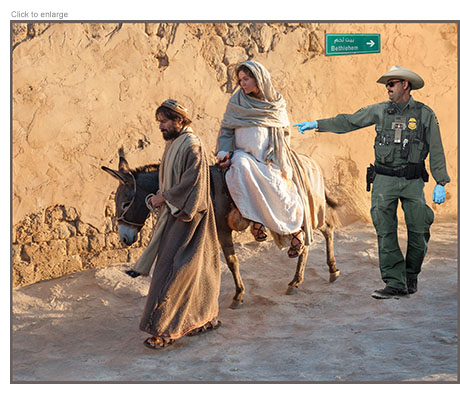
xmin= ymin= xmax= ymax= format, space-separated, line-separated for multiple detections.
xmin=116 ymin=171 xmax=146 ymax=228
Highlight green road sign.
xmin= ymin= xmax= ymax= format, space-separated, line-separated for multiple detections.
xmin=325 ymin=33 xmax=381 ymax=56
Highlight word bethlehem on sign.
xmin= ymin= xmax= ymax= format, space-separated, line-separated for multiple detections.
xmin=325 ymin=34 xmax=381 ymax=56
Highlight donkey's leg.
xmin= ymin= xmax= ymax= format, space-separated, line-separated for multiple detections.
xmin=218 ymin=229 xmax=245 ymax=309
xmin=286 ymin=247 xmax=309 ymax=295
xmin=320 ymin=221 xmax=340 ymax=282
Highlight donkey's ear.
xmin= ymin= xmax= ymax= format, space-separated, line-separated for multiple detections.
xmin=101 ymin=166 xmax=131 ymax=184
xmin=118 ymin=156 xmax=130 ymax=173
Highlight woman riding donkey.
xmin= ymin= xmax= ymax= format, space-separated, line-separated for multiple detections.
xmin=217 ymin=60 xmax=326 ymax=258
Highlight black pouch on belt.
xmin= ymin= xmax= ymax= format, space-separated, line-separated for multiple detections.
xmin=405 ymin=163 xmax=417 ymax=179
xmin=405 ymin=162 xmax=429 ymax=182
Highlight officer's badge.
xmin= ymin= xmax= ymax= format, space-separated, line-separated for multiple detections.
xmin=408 ymin=117 xmax=417 ymax=130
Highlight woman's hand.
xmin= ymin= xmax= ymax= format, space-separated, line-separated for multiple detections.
xmin=218 ymin=158 xmax=231 ymax=168
xmin=216 ymin=151 xmax=232 ymax=168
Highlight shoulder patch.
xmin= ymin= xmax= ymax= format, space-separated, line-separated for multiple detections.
xmin=422 ymin=104 xmax=440 ymax=126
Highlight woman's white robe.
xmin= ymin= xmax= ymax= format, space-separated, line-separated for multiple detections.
xmin=226 ymin=125 xmax=304 ymax=234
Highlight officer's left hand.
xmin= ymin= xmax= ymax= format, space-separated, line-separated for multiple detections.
xmin=432 ymin=185 xmax=446 ymax=204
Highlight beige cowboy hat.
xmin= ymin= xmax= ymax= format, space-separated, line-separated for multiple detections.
xmin=377 ymin=65 xmax=425 ymax=90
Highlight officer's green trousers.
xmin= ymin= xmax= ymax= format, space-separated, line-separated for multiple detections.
xmin=370 ymin=174 xmax=434 ymax=290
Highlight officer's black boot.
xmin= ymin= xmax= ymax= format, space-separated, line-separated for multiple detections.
xmin=407 ymin=277 xmax=418 ymax=294
xmin=372 ymin=286 xmax=409 ymax=299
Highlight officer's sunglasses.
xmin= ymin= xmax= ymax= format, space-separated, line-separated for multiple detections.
xmin=385 ymin=80 xmax=404 ymax=88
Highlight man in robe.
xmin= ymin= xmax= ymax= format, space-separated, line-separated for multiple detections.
xmin=136 ymin=99 xmax=221 ymax=349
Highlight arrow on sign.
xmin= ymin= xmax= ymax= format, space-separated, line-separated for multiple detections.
xmin=325 ymin=34 xmax=381 ymax=56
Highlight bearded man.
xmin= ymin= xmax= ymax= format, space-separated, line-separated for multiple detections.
xmin=134 ymin=99 xmax=221 ymax=349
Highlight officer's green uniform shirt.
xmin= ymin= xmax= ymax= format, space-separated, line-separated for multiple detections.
xmin=316 ymin=96 xmax=450 ymax=186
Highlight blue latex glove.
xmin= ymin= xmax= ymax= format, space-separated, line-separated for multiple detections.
xmin=293 ymin=121 xmax=318 ymax=134
xmin=433 ymin=184 xmax=446 ymax=204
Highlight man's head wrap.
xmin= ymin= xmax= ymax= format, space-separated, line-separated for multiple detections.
xmin=159 ymin=99 xmax=191 ymax=122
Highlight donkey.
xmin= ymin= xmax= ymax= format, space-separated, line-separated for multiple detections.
xmin=102 ymin=152 xmax=340 ymax=309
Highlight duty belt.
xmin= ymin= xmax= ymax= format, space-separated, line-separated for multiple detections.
xmin=375 ymin=165 xmax=406 ymax=177
xmin=374 ymin=162 xmax=429 ymax=182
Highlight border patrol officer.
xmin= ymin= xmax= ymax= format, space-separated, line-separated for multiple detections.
xmin=294 ymin=65 xmax=450 ymax=299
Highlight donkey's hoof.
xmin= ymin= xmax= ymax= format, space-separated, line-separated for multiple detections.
xmin=286 ymin=285 xmax=298 ymax=295
xmin=230 ymin=299 xmax=243 ymax=309
xmin=329 ymin=270 xmax=341 ymax=282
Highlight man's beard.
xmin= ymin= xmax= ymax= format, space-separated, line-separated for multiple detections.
xmin=161 ymin=127 xmax=182 ymax=141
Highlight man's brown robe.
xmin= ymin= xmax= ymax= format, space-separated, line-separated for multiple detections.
xmin=138 ymin=129 xmax=221 ymax=340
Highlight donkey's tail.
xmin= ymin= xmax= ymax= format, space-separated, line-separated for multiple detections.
xmin=324 ymin=190 xmax=341 ymax=229
xmin=325 ymin=190 xmax=339 ymax=209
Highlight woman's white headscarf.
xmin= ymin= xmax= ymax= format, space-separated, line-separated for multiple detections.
xmin=221 ymin=60 xmax=292 ymax=179
xmin=221 ymin=60 xmax=290 ymax=129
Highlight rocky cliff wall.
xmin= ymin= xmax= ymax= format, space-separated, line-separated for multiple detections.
xmin=12 ymin=22 xmax=458 ymax=287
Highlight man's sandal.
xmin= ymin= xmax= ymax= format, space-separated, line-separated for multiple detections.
xmin=143 ymin=336 xmax=175 ymax=350
xmin=288 ymin=230 xmax=305 ymax=258
xmin=186 ymin=318 xmax=222 ymax=337
xmin=252 ymin=222 xmax=268 ymax=242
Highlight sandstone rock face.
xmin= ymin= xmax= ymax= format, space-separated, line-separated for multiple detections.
xmin=12 ymin=22 xmax=457 ymax=287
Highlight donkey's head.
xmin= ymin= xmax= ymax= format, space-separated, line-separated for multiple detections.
xmin=102 ymin=149 xmax=159 ymax=246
